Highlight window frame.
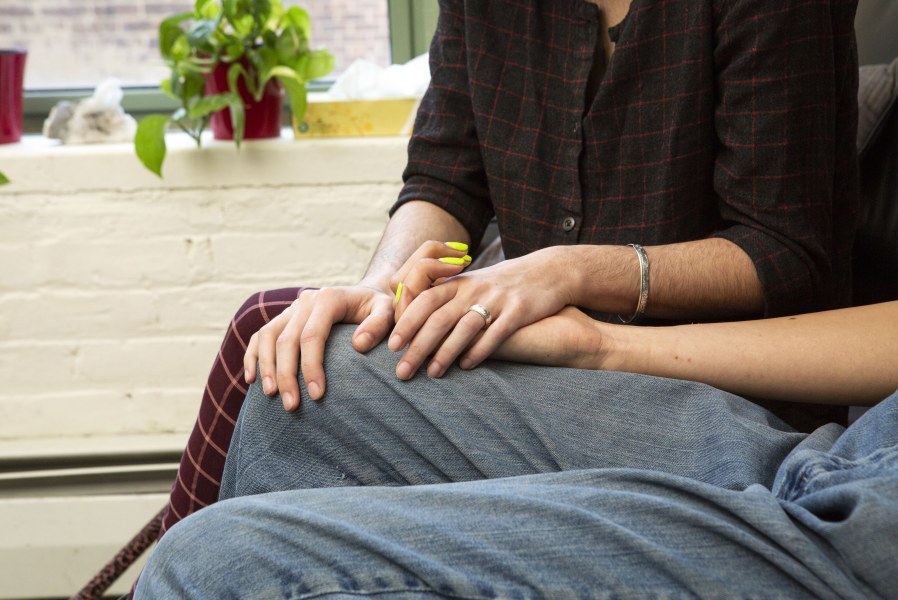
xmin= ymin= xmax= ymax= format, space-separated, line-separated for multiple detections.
xmin=22 ymin=0 xmax=439 ymax=134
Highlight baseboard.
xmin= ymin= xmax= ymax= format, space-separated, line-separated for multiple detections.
xmin=1 ymin=493 xmax=168 ymax=599
xmin=0 ymin=434 xmax=186 ymax=598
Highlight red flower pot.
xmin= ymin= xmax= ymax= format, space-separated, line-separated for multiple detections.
xmin=205 ymin=61 xmax=283 ymax=140
xmin=0 ymin=49 xmax=27 ymax=145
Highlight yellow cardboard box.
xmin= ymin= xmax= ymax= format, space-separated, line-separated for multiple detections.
xmin=293 ymin=98 xmax=420 ymax=138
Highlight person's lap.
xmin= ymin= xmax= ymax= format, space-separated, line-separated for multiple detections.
xmin=220 ymin=326 xmax=817 ymax=497
xmin=136 ymin=326 xmax=898 ymax=599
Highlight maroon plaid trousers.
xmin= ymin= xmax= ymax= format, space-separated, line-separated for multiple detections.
xmin=159 ymin=287 xmax=306 ymax=538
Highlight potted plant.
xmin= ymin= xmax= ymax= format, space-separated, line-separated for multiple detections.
xmin=135 ymin=0 xmax=334 ymax=177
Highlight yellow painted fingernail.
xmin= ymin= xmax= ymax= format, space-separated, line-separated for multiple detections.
xmin=445 ymin=242 xmax=468 ymax=252
xmin=439 ymin=257 xmax=466 ymax=265
xmin=394 ymin=281 xmax=403 ymax=304
xmin=463 ymin=255 xmax=472 ymax=263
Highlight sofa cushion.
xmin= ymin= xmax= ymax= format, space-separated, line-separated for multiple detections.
xmin=858 ymin=59 xmax=898 ymax=158
xmin=854 ymin=58 xmax=898 ymax=305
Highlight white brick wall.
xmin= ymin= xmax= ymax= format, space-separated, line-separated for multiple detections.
xmin=0 ymin=134 xmax=407 ymax=440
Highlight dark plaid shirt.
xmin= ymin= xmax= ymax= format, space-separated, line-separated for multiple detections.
xmin=395 ymin=0 xmax=859 ymax=317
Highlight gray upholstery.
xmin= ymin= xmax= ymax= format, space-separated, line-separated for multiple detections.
xmin=854 ymin=58 xmax=898 ymax=305
xmin=855 ymin=0 xmax=898 ymax=66
xmin=853 ymin=0 xmax=898 ymax=305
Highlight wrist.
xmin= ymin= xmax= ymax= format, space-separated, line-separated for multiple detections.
xmin=550 ymin=245 xmax=642 ymax=315
xmin=358 ymin=275 xmax=392 ymax=294
xmin=592 ymin=320 xmax=645 ymax=373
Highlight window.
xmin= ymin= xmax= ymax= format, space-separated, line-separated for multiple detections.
xmin=0 ymin=0 xmax=437 ymax=131
xmin=0 ymin=0 xmax=392 ymax=89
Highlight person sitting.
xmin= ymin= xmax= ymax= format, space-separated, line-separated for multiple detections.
xmin=134 ymin=296 xmax=898 ymax=598
xmin=156 ymin=0 xmax=860 ymax=549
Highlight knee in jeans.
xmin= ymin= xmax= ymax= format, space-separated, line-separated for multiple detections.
xmin=140 ymin=500 xmax=283 ymax=598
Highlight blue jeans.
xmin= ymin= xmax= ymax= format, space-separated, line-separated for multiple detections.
xmin=136 ymin=326 xmax=898 ymax=599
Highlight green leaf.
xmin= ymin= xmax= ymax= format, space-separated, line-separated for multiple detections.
xmin=195 ymin=0 xmax=220 ymax=19
xmin=135 ymin=115 xmax=171 ymax=178
xmin=285 ymin=6 xmax=310 ymax=41
xmin=224 ymin=42 xmax=244 ymax=61
xmin=274 ymin=71 xmax=308 ymax=123
xmin=187 ymin=93 xmax=234 ymax=121
xmin=227 ymin=62 xmax=256 ymax=98
xmin=275 ymin=25 xmax=303 ymax=65
xmin=159 ymin=12 xmax=191 ymax=60
xmin=222 ymin=0 xmax=238 ymax=22
xmin=186 ymin=18 xmax=219 ymax=53
xmin=228 ymin=97 xmax=246 ymax=147
xmin=250 ymin=0 xmax=272 ymax=24
xmin=267 ymin=0 xmax=284 ymax=31
xmin=181 ymin=70 xmax=207 ymax=105
xmin=170 ymin=35 xmax=191 ymax=63
xmin=303 ymin=49 xmax=335 ymax=82
xmin=160 ymin=77 xmax=177 ymax=100
xmin=0 ymin=169 xmax=9 ymax=185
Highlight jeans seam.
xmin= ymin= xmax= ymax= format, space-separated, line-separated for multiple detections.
xmin=292 ymin=587 xmax=492 ymax=600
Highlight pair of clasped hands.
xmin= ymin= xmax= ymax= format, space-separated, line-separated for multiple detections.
xmin=243 ymin=241 xmax=602 ymax=411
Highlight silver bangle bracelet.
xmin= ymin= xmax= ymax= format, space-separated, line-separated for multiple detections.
xmin=618 ymin=243 xmax=650 ymax=324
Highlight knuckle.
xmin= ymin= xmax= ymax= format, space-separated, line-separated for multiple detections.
xmin=257 ymin=325 xmax=276 ymax=343
xmin=299 ymin=328 xmax=321 ymax=346
xmin=417 ymin=287 xmax=439 ymax=305
xmin=275 ymin=330 xmax=298 ymax=349
xmin=429 ymin=310 xmax=456 ymax=330
xmin=316 ymin=287 xmax=337 ymax=302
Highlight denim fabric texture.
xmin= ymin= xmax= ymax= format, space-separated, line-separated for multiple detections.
xmin=136 ymin=326 xmax=898 ymax=599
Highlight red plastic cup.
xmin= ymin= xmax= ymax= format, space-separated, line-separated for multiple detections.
xmin=0 ymin=49 xmax=27 ymax=145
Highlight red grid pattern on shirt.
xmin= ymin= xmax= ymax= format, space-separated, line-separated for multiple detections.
xmin=396 ymin=0 xmax=858 ymax=317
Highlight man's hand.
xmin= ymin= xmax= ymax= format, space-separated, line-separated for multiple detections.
xmin=244 ymin=285 xmax=394 ymax=412
xmin=388 ymin=247 xmax=575 ymax=380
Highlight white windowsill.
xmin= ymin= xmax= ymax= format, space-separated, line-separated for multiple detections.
xmin=0 ymin=129 xmax=409 ymax=194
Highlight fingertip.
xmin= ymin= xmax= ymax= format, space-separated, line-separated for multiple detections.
xmin=307 ymin=380 xmax=323 ymax=400
xmin=263 ymin=376 xmax=275 ymax=395
xmin=445 ymin=242 xmax=468 ymax=252
xmin=282 ymin=391 xmax=297 ymax=412
xmin=396 ymin=361 xmax=414 ymax=380
xmin=388 ymin=333 xmax=403 ymax=352
xmin=353 ymin=331 xmax=374 ymax=352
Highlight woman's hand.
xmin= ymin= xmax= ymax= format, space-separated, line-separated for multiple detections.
xmin=493 ymin=306 xmax=609 ymax=370
xmin=389 ymin=240 xmax=471 ymax=317
xmin=388 ymin=246 xmax=576 ymax=379
xmin=244 ymin=285 xmax=395 ymax=412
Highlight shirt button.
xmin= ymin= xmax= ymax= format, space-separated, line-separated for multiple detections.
xmin=562 ymin=216 xmax=577 ymax=231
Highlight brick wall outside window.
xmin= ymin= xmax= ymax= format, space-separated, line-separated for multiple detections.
xmin=0 ymin=0 xmax=391 ymax=89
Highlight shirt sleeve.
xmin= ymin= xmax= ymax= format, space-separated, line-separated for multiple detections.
xmin=709 ymin=0 xmax=857 ymax=316
xmin=390 ymin=0 xmax=495 ymax=251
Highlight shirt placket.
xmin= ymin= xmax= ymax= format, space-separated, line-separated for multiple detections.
xmin=557 ymin=10 xmax=597 ymax=244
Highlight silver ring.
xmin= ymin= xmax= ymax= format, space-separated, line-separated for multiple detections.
xmin=467 ymin=304 xmax=491 ymax=327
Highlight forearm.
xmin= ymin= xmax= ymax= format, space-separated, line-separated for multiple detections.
xmin=551 ymin=238 xmax=764 ymax=320
xmin=600 ymin=301 xmax=898 ymax=405
xmin=360 ymin=201 xmax=470 ymax=290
